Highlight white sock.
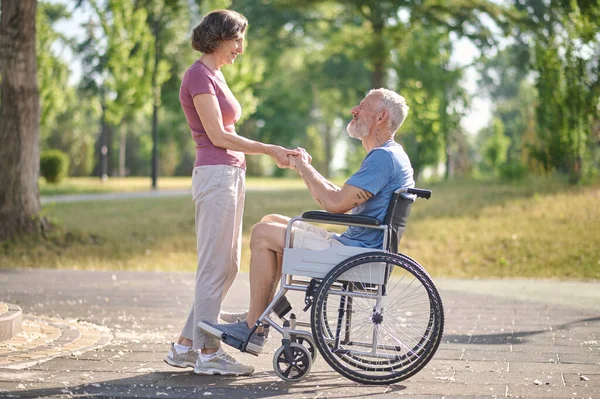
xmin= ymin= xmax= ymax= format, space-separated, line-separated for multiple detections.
xmin=174 ymin=343 xmax=192 ymax=354
xmin=200 ymin=348 xmax=222 ymax=362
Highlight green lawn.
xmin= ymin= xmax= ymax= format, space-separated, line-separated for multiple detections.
xmin=4 ymin=176 xmax=600 ymax=279
xmin=39 ymin=176 xmax=326 ymax=195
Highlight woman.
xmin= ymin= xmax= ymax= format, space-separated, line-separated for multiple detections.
xmin=164 ymin=9 xmax=298 ymax=376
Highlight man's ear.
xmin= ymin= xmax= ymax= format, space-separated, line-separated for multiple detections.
xmin=377 ymin=110 xmax=388 ymax=125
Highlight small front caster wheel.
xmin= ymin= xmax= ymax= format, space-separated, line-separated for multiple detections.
xmin=291 ymin=335 xmax=318 ymax=362
xmin=273 ymin=342 xmax=312 ymax=382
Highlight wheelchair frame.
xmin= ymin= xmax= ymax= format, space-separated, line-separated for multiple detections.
xmin=224 ymin=187 xmax=444 ymax=384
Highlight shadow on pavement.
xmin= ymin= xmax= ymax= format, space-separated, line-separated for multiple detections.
xmin=7 ymin=370 xmax=407 ymax=398
xmin=443 ymin=315 xmax=600 ymax=345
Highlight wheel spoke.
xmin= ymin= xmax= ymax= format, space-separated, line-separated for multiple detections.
xmin=283 ymin=364 xmax=293 ymax=377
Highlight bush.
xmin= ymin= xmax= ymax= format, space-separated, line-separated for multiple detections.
xmin=40 ymin=149 xmax=70 ymax=184
xmin=499 ymin=162 xmax=528 ymax=181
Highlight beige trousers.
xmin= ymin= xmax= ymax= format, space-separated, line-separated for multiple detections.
xmin=181 ymin=165 xmax=245 ymax=350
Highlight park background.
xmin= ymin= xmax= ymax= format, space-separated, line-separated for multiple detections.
xmin=0 ymin=0 xmax=599 ymax=279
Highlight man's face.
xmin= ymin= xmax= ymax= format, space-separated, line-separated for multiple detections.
xmin=347 ymin=93 xmax=379 ymax=139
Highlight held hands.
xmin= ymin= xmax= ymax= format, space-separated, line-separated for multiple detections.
xmin=269 ymin=145 xmax=302 ymax=169
xmin=288 ymin=147 xmax=311 ymax=172
xmin=269 ymin=145 xmax=312 ymax=169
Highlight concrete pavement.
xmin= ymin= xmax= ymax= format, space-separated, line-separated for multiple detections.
xmin=0 ymin=269 xmax=598 ymax=398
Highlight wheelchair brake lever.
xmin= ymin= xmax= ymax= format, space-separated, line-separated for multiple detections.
xmin=303 ymin=278 xmax=319 ymax=312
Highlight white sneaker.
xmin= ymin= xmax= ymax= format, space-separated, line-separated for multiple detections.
xmin=164 ymin=342 xmax=198 ymax=368
xmin=193 ymin=348 xmax=254 ymax=376
xmin=219 ymin=310 xmax=248 ymax=323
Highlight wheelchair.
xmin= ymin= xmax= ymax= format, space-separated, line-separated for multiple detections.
xmin=218 ymin=187 xmax=444 ymax=385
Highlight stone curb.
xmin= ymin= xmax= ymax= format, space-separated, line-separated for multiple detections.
xmin=0 ymin=303 xmax=22 ymax=342
xmin=0 ymin=315 xmax=113 ymax=369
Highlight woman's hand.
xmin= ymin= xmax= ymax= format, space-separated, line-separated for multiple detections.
xmin=269 ymin=145 xmax=301 ymax=168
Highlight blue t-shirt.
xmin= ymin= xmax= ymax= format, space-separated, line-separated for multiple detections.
xmin=336 ymin=140 xmax=415 ymax=248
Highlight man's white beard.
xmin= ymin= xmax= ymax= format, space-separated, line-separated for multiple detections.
xmin=347 ymin=119 xmax=369 ymax=139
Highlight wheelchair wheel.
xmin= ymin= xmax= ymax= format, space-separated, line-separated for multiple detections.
xmin=291 ymin=334 xmax=318 ymax=362
xmin=311 ymin=252 xmax=444 ymax=385
xmin=273 ymin=343 xmax=312 ymax=382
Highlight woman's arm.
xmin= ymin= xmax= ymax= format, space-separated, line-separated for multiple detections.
xmin=193 ymin=94 xmax=298 ymax=166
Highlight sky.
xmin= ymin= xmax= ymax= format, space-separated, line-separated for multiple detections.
xmin=49 ymin=0 xmax=492 ymax=135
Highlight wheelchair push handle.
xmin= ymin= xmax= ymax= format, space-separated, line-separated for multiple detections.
xmin=396 ymin=187 xmax=432 ymax=199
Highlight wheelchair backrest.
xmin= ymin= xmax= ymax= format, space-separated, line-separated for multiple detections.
xmin=383 ymin=193 xmax=413 ymax=253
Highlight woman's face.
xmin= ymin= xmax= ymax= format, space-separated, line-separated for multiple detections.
xmin=216 ymin=31 xmax=245 ymax=66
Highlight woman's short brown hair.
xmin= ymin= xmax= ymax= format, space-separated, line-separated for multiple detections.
xmin=191 ymin=10 xmax=247 ymax=54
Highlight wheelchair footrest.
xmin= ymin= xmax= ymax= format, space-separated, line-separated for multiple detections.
xmin=220 ymin=333 xmax=259 ymax=356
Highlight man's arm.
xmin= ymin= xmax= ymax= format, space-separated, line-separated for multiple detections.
xmin=289 ymin=155 xmax=373 ymax=214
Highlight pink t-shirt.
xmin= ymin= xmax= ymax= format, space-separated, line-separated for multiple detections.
xmin=180 ymin=60 xmax=246 ymax=169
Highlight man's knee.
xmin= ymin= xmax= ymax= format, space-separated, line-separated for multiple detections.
xmin=250 ymin=221 xmax=285 ymax=251
xmin=250 ymin=222 xmax=270 ymax=248
xmin=261 ymin=214 xmax=287 ymax=223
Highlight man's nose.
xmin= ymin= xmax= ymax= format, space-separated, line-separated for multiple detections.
xmin=351 ymin=106 xmax=359 ymax=116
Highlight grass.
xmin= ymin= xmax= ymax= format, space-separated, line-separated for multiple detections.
xmin=39 ymin=176 xmax=334 ymax=195
xmin=4 ymin=176 xmax=600 ymax=279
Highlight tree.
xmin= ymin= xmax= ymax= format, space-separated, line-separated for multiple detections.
xmin=78 ymin=0 xmax=154 ymax=178
xmin=137 ymin=0 xmax=188 ymax=186
xmin=479 ymin=117 xmax=511 ymax=173
xmin=478 ymin=45 xmax=533 ymax=161
xmin=514 ymin=0 xmax=600 ymax=182
xmin=37 ymin=1 xmax=71 ymax=136
xmin=0 ymin=0 xmax=43 ymax=240
xmin=275 ymin=0 xmax=510 ymax=88
xmin=395 ymin=27 xmax=468 ymax=179
xmin=252 ymin=0 xmax=507 ymax=177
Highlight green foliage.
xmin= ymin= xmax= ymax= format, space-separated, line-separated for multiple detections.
xmin=37 ymin=1 xmax=71 ymax=135
xmin=32 ymin=0 xmax=599 ymax=183
xmin=482 ymin=118 xmax=511 ymax=172
xmin=395 ymin=27 xmax=467 ymax=178
xmin=93 ymin=1 xmax=155 ymax=126
xmin=37 ymin=1 xmax=98 ymax=177
xmin=516 ymin=0 xmax=599 ymax=182
xmin=40 ymin=150 xmax=70 ymax=184
xmin=499 ymin=162 xmax=528 ymax=181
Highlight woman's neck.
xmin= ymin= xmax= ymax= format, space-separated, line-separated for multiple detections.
xmin=199 ymin=54 xmax=222 ymax=71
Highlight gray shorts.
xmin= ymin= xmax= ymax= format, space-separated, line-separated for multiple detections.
xmin=291 ymin=221 xmax=344 ymax=251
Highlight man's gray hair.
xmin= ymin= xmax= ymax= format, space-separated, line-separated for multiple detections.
xmin=369 ymin=88 xmax=409 ymax=134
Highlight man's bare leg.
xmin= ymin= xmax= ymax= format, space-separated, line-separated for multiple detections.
xmin=256 ymin=215 xmax=289 ymax=304
xmin=261 ymin=214 xmax=290 ymax=224
xmin=246 ymin=221 xmax=287 ymax=327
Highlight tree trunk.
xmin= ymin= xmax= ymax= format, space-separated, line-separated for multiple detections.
xmin=441 ymin=81 xmax=451 ymax=180
xmin=151 ymin=18 xmax=160 ymax=189
xmin=323 ymin=123 xmax=333 ymax=178
xmin=0 ymin=0 xmax=42 ymax=240
xmin=99 ymin=96 xmax=108 ymax=181
xmin=119 ymin=127 xmax=127 ymax=177
xmin=370 ymin=9 xmax=386 ymax=89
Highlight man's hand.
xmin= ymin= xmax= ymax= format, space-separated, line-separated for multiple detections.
xmin=269 ymin=145 xmax=301 ymax=168
xmin=287 ymin=147 xmax=312 ymax=172
xmin=288 ymin=153 xmax=302 ymax=171
xmin=296 ymin=147 xmax=312 ymax=164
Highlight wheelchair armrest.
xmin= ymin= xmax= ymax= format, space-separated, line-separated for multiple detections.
xmin=301 ymin=210 xmax=381 ymax=226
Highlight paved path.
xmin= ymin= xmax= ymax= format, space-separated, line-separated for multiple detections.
xmin=40 ymin=185 xmax=299 ymax=205
xmin=0 ymin=269 xmax=598 ymax=398
xmin=40 ymin=190 xmax=191 ymax=205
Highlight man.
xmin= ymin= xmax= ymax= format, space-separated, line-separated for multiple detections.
xmin=199 ymin=88 xmax=415 ymax=355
